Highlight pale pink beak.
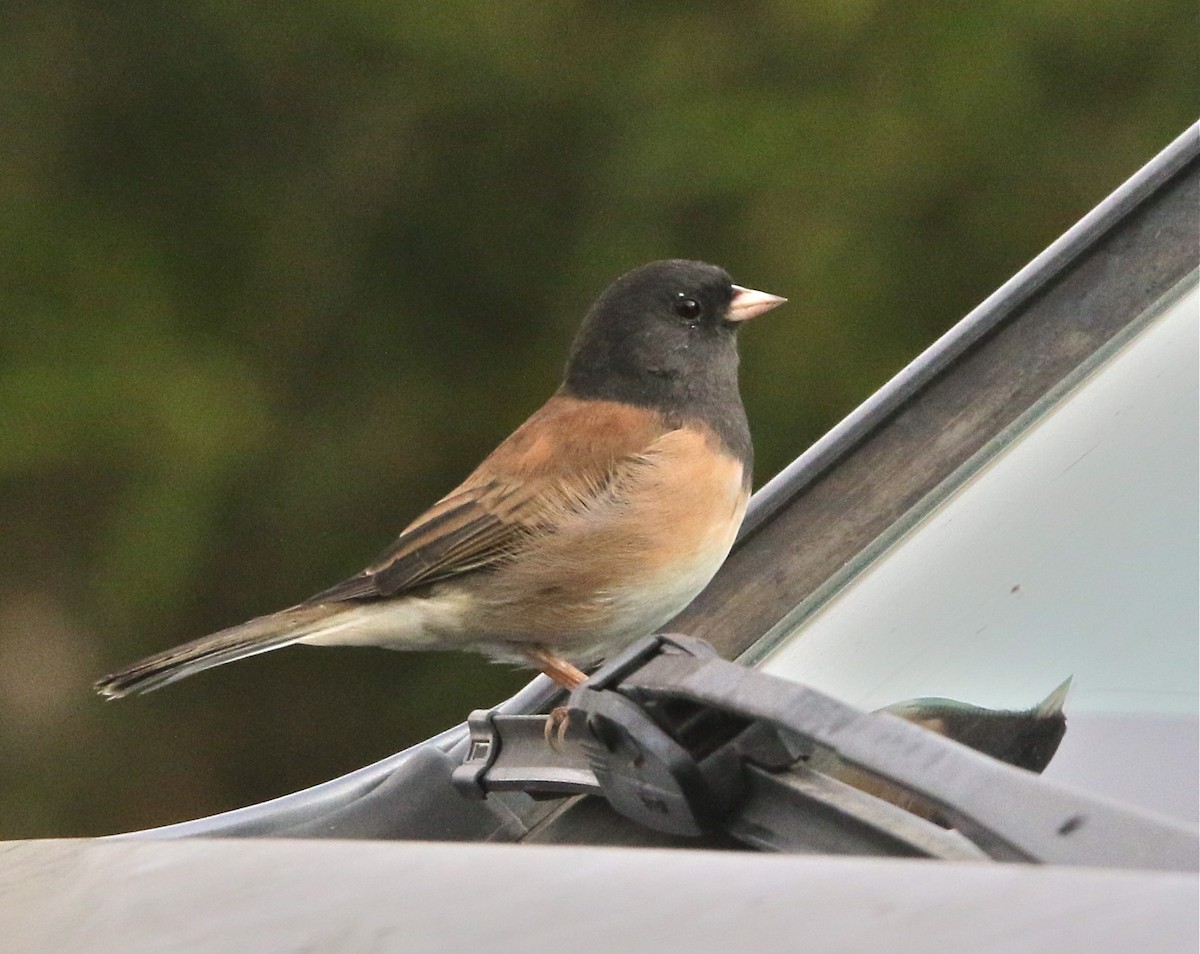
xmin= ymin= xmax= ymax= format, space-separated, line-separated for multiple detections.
xmin=728 ymin=284 xmax=787 ymax=322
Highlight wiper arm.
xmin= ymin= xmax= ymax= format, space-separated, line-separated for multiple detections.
xmin=455 ymin=634 xmax=1198 ymax=871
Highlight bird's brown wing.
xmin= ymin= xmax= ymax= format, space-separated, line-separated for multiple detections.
xmin=306 ymin=395 xmax=672 ymax=603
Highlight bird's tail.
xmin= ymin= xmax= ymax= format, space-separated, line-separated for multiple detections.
xmin=94 ymin=603 xmax=343 ymax=699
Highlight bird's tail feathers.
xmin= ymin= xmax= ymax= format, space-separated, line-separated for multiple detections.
xmin=94 ymin=603 xmax=342 ymax=699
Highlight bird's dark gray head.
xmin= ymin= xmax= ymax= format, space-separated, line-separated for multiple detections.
xmin=562 ymin=261 xmax=784 ymax=461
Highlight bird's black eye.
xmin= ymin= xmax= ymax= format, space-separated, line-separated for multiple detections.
xmin=673 ymin=296 xmax=702 ymax=321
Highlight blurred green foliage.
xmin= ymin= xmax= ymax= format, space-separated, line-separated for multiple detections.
xmin=0 ymin=0 xmax=1194 ymax=838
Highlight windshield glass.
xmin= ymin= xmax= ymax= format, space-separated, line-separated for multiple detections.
xmin=752 ymin=276 xmax=1199 ymax=824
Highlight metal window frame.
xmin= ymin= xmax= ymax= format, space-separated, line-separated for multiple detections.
xmin=672 ymin=121 xmax=1200 ymax=661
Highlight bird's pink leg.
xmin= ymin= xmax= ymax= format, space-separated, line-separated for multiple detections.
xmin=524 ymin=647 xmax=587 ymax=689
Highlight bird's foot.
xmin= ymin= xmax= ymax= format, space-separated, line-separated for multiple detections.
xmin=544 ymin=705 xmax=572 ymax=750
xmin=524 ymin=648 xmax=586 ymax=750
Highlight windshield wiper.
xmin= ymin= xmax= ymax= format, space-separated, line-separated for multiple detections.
xmin=455 ymin=634 xmax=1198 ymax=871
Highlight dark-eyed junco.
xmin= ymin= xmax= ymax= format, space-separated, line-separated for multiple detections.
xmin=95 ymin=259 xmax=785 ymax=699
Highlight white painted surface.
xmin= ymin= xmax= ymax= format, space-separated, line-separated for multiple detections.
xmin=761 ymin=282 xmax=1199 ymax=819
xmin=0 ymin=838 xmax=1195 ymax=954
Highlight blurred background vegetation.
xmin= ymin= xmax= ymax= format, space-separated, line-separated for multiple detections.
xmin=0 ymin=0 xmax=1195 ymax=838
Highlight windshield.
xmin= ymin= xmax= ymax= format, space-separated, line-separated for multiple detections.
xmin=751 ymin=276 xmax=1199 ymax=824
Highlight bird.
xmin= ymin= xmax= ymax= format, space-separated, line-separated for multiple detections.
xmin=95 ymin=259 xmax=786 ymax=700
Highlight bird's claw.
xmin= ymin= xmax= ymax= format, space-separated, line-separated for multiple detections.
xmin=544 ymin=705 xmax=571 ymax=751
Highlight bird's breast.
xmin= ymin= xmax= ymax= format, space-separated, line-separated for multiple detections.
xmin=464 ymin=423 xmax=750 ymax=660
